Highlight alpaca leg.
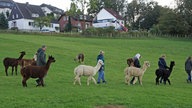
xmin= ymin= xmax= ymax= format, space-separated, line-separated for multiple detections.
xmin=163 ymin=78 xmax=167 ymax=85
xmin=167 ymin=79 xmax=171 ymax=85
xmin=22 ymin=77 xmax=29 ymax=87
xmin=91 ymin=77 xmax=97 ymax=85
xmin=73 ymin=76 xmax=78 ymax=85
xmin=5 ymin=66 xmax=8 ymax=76
xmin=133 ymin=77 xmax=138 ymax=84
xmin=15 ymin=66 xmax=18 ymax=75
xmin=77 ymin=77 xmax=81 ymax=85
xmin=126 ymin=76 xmax=131 ymax=85
xmin=11 ymin=66 xmax=14 ymax=75
xmin=125 ymin=75 xmax=129 ymax=84
xmin=87 ymin=76 xmax=92 ymax=85
xmin=156 ymin=76 xmax=160 ymax=85
xmin=139 ymin=77 xmax=143 ymax=85
xmin=40 ymin=79 xmax=44 ymax=87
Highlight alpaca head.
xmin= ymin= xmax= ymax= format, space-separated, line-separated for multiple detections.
xmin=170 ymin=61 xmax=175 ymax=67
xmin=98 ymin=59 xmax=104 ymax=65
xmin=20 ymin=51 xmax=26 ymax=55
xmin=48 ymin=56 xmax=56 ymax=63
xmin=144 ymin=61 xmax=150 ymax=68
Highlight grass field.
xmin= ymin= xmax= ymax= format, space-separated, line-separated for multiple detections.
xmin=0 ymin=33 xmax=192 ymax=108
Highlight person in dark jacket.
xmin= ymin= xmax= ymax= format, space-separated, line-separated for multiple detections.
xmin=158 ymin=54 xmax=169 ymax=70
xmin=185 ymin=56 xmax=192 ymax=83
xmin=130 ymin=53 xmax=141 ymax=84
xmin=97 ymin=50 xmax=106 ymax=84
xmin=36 ymin=45 xmax=47 ymax=85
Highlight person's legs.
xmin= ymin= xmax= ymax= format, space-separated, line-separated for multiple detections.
xmin=187 ymin=70 xmax=191 ymax=83
xmin=97 ymin=71 xmax=102 ymax=84
xmin=101 ymin=71 xmax=106 ymax=83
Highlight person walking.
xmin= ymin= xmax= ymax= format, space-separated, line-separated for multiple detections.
xmin=185 ymin=56 xmax=192 ymax=83
xmin=36 ymin=45 xmax=47 ymax=85
xmin=130 ymin=53 xmax=141 ymax=84
xmin=97 ymin=50 xmax=106 ymax=84
xmin=158 ymin=54 xmax=169 ymax=70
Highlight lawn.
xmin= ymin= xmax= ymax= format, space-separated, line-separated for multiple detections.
xmin=0 ymin=33 xmax=192 ymax=108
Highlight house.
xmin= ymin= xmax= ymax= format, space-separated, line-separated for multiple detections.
xmin=93 ymin=8 xmax=128 ymax=32
xmin=40 ymin=3 xmax=64 ymax=19
xmin=58 ymin=13 xmax=93 ymax=32
xmin=0 ymin=0 xmax=14 ymax=18
xmin=8 ymin=2 xmax=60 ymax=32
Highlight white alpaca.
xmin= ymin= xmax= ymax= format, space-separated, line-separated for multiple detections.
xmin=73 ymin=59 xmax=104 ymax=85
xmin=124 ymin=61 xmax=150 ymax=85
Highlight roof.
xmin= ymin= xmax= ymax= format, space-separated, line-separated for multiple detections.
xmin=104 ymin=8 xmax=124 ymax=20
xmin=0 ymin=0 xmax=14 ymax=8
xmin=40 ymin=3 xmax=64 ymax=14
xmin=58 ymin=13 xmax=93 ymax=22
xmin=16 ymin=2 xmax=45 ymax=19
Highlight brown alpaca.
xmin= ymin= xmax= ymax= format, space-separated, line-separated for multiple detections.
xmin=20 ymin=56 xmax=56 ymax=87
xmin=3 ymin=51 xmax=26 ymax=76
xmin=18 ymin=54 xmax=37 ymax=68
xmin=127 ymin=58 xmax=134 ymax=66
xmin=74 ymin=53 xmax=84 ymax=63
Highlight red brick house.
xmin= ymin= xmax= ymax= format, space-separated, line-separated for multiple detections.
xmin=58 ymin=13 xmax=93 ymax=32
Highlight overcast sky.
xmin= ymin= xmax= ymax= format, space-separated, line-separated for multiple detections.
xmin=13 ymin=0 xmax=176 ymax=11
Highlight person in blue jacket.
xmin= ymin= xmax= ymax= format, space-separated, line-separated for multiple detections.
xmin=158 ymin=54 xmax=169 ymax=70
xmin=97 ymin=50 xmax=106 ymax=84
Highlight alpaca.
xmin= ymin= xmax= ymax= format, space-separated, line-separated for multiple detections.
xmin=18 ymin=58 xmax=36 ymax=68
xmin=127 ymin=58 xmax=134 ymax=66
xmin=73 ymin=59 xmax=104 ymax=85
xmin=20 ymin=56 xmax=56 ymax=87
xmin=124 ymin=61 xmax=150 ymax=85
xmin=18 ymin=54 xmax=37 ymax=68
xmin=74 ymin=53 xmax=84 ymax=63
xmin=3 ymin=51 xmax=26 ymax=76
xmin=155 ymin=61 xmax=175 ymax=85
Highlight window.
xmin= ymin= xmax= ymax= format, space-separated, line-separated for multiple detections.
xmin=16 ymin=14 xmax=18 ymax=18
xmin=80 ymin=15 xmax=83 ymax=20
xmin=29 ymin=22 xmax=34 ymax=26
xmin=12 ymin=14 xmax=14 ymax=19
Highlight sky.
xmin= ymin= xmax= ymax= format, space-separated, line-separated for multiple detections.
xmin=13 ymin=0 xmax=176 ymax=11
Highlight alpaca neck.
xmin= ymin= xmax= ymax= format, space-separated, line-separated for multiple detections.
xmin=45 ymin=60 xmax=52 ymax=70
xmin=18 ymin=54 xmax=25 ymax=60
xmin=94 ymin=63 xmax=102 ymax=73
xmin=141 ymin=64 xmax=148 ymax=73
xmin=169 ymin=64 xmax=174 ymax=72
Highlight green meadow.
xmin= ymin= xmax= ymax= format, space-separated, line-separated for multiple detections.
xmin=0 ymin=33 xmax=192 ymax=108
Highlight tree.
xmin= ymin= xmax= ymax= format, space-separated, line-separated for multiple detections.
xmin=34 ymin=16 xmax=53 ymax=30
xmin=70 ymin=0 xmax=88 ymax=31
xmin=175 ymin=0 xmax=192 ymax=35
xmin=87 ymin=0 xmax=101 ymax=17
xmin=64 ymin=16 xmax=72 ymax=32
xmin=0 ymin=12 xmax=8 ymax=29
xmin=157 ymin=8 xmax=190 ymax=35
xmin=138 ymin=1 xmax=162 ymax=30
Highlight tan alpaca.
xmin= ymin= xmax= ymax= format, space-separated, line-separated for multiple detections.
xmin=124 ymin=61 xmax=150 ymax=85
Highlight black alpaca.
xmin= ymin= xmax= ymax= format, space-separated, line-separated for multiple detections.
xmin=155 ymin=61 xmax=175 ymax=85
xmin=3 ymin=51 xmax=26 ymax=76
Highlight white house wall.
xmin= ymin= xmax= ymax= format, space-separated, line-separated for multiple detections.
xmin=8 ymin=19 xmax=40 ymax=31
xmin=97 ymin=9 xmax=117 ymax=21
